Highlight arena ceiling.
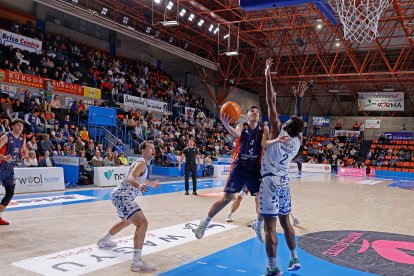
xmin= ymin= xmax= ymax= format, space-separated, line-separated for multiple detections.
xmin=37 ymin=0 xmax=414 ymax=115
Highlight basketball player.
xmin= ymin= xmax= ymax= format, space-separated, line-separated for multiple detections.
xmin=194 ymin=105 xmax=269 ymax=239
xmin=258 ymin=58 xmax=306 ymax=276
xmin=0 ymin=119 xmax=27 ymax=225
xmin=97 ymin=141 xmax=160 ymax=272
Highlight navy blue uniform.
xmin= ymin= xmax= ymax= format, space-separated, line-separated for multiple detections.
xmin=224 ymin=122 xmax=264 ymax=196
xmin=0 ymin=132 xmax=24 ymax=186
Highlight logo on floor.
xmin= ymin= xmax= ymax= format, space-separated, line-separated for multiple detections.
xmin=12 ymin=220 xmax=237 ymax=275
xmin=8 ymin=194 xmax=97 ymax=208
xmin=298 ymin=230 xmax=414 ymax=275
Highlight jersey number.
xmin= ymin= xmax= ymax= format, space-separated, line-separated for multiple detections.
xmin=279 ymin=154 xmax=288 ymax=166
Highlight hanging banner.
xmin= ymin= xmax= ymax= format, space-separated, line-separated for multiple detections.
xmin=0 ymin=29 xmax=42 ymax=53
xmin=83 ymin=86 xmax=101 ymax=99
xmin=384 ymin=132 xmax=413 ymax=141
xmin=334 ymin=130 xmax=360 ymax=137
xmin=364 ymin=119 xmax=381 ymax=129
xmin=312 ymin=117 xmax=330 ymax=126
xmin=358 ymin=92 xmax=404 ymax=111
xmin=53 ymin=155 xmax=79 ymax=183
xmin=185 ymin=107 xmax=195 ymax=119
xmin=147 ymin=99 xmax=168 ymax=113
xmin=0 ymin=70 xmax=44 ymax=88
xmin=51 ymin=80 xmax=83 ymax=96
xmin=123 ymin=94 xmax=147 ymax=110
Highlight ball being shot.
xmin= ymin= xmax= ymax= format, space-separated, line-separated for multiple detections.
xmin=220 ymin=101 xmax=242 ymax=123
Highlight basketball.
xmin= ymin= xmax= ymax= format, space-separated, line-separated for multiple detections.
xmin=220 ymin=101 xmax=241 ymax=123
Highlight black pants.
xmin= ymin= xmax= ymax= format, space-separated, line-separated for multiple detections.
xmin=296 ymin=162 xmax=302 ymax=174
xmin=185 ymin=163 xmax=197 ymax=192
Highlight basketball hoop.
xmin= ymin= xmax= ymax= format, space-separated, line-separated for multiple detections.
xmin=331 ymin=0 xmax=392 ymax=43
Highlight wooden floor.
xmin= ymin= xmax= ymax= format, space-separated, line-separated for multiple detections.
xmin=1 ymin=174 xmax=413 ymax=276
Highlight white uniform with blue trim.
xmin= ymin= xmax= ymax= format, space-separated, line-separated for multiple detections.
xmin=111 ymin=158 xmax=147 ymax=219
xmin=259 ymin=128 xmax=301 ymax=216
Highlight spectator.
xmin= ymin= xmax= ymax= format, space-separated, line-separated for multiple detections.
xmin=118 ymin=151 xmax=128 ymax=166
xmin=79 ymin=125 xmax=89 ymax=141
xmin=113 ymin=150 xmax=121 ymax=166
xmin=23 ymin=150 xmax=39 ymax=167
xmin=401 ymin=124 xmax=407 ymax=131
xmin=0 ymin=119 xmax=11 ymax=135
xmin=86 ymin=142 xmax=96 ymax=160
xmin=335 ymin=121 xmax=342 ymax=130
xmin=53 ymin=143 xmax=64 ymax=156
xmin=104 ymin=150 xmax=115 ymax=166
xmin=63 ymin=143 xmax=72 ymax=156
xmin=39 ymin=134 xmax=54 ymax=156
xmin=91 ymin=150 xmax=104 ymax=167
xmin=24 ymin=109 xmax=42 ymax=134
xmin=75 ymin=136 xmax=85 ymax=154
xmin=50 ymin=95 xmax=62 ymax=119
xmin=353 ymin=121 xmax=360 ymax=130
xmin=79 ymin=151 xmax=93 ymax=182
xmin=203 ymin=154 xmax=214 ymax=177
xmin=1 ymin=97 xmax=18 ymax=121
xmin=27 ymin=136 xmax=39 ymax=156
xmin=39 ymin=151 xmax=56 ymax=167
xmin=359 ymin=123 xmax=365 ymax=139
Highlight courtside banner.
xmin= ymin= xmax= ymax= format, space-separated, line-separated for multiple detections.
xmin=83 ymin=86 xmax=101 ymax=99
xmin=53 ymin=155 xmax=79 ymax=183
xmin=51 ymin=80 xmax=83 ymax=96
xmin=147 ymin=99 xmax=168 ymax=113
xmin=123 ymin=94 xmax=147 ymax=109
xmin=302 ymin=163 xmax=331 ymax=173
xmin=338 ymin=167 xmax=375 ymax=177
xmin=12 ymin=167 xmax=65 ymax=194
xmin=0 ymin=29 xmax=42 ymax=53
xmin=384 ymin=132 xmax=413 ymax=141
xmin=358 ymin=92 xmax=404 ymax=111
xmin=0 ymin=70 xmax=44 ymax=88
xmin=334 ymin=130 xmax=360 ymax=137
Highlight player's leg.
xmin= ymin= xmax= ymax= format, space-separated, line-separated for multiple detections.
xmin=278 ymin=185 xmax=301 ymax=271
xmin=129 ymin=210 xmax=156 ymax=272
xmin=0 ymin=173 xmax=16 ymax=225
xmin=226 ymin=188 xmax=246 ymax=222
xmin=195 ymin=192 xmax=234 ymax=239
xmin=249 ymin=172 xmax=264 ymax=241
xmin=97 ymin=219 xmax=131 ymax=248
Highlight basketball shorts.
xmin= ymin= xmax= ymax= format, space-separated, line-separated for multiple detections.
xmin=224 ymin=168 xmax=261 ymax=196
xmin=111 ymin=194 xmax=141 ymax=219
xmin=259 ymin=174 xmax=291 ymax=216
xmin=0 ymin=170 xmax=15 ymax=187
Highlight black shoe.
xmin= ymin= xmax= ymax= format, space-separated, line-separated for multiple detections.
xmin=193 ymin=191 xmax=198 ymax=195
xmin=185 ymin=191 xmax=189 ymax=195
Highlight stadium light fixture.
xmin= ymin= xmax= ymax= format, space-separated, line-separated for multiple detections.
xmin=166 ymin=1 xmax=173 ymax=10
xmin=209 ymin=24 xmax=214 ymax=32
xmin=154 ymin=0 xmax=161 ymax=3
xmin=213 ymin=27 xmax=219 ymax=34
xmin=123 ymin=16 xmax=129 ymax=24
xmin=225 ymin=51 xmax=238 ymax=56
xmin=101 ymin=7 xmax=108 ymax=15
xmin=72 ymin=0 xmax=79 ymax=3
xmin=223 ymin=33 xmax=229 ymax=39
xmin=197 ymin=19 xmax=204 ymax=26
xmin=188 ymin=14 xmax=195 ymax=21
xmin=180 ymin=9 xmax=186 ymax=16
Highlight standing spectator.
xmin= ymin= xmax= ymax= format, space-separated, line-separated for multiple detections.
xmin=359 ymin=123 xmax=365 ymax=139
xmin=178 ymin=139 xmax=200 ymax=195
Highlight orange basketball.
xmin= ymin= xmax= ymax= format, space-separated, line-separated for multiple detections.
xmin=220 ymin=101 xmax=241 ymax=123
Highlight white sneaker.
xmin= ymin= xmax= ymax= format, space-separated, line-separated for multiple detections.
xmin=194 ymin=220 xmax=208 ymax=239
xmin=252 ymin=220 xmax=264 ymax=242
xmin=97 ymin=238 xmax=117 ymax=248
xmin=292 ymin=217 xmax=301 ymax=226
xmin=131 ymin=260 xmax=156 ymax=272
xmin=226 ymin=214 xmax=233 ymax=222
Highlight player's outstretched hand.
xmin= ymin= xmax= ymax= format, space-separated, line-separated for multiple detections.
xmin=221 ymin=113 xmax=231 ymax=127
xmin=265 ymin=58 xmax=273 ymax=77
xmin=293 ymin=81 xmax=309 ymax=97
xmin=150 ymin=180 xmax=161 ymax=189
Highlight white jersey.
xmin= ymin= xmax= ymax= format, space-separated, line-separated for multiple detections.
xmin=112 ymin=158 xmax=147 ymax=198
xmin=261 ymin=128 xmax=301 ymax=177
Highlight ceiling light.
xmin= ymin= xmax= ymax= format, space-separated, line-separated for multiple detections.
xmin=213 ymin=27 xmax=219 ymax=34
xmin=317 ymin=24 xmax=323 ymax=29
xmin=166 ymin=1 xmax=173 ymax=10
xmin=169 ymin=36 xmax=173 ymax=43
xmin=188 ymin=14 xmax=195 ymax=21
xmin=146 ymin=27 xmax=152 ymax=33
xmin=335 ymin=42 xmax=340 ymax=47
xmin=225 ymin=51 xmax=239 ymax=56
xmin=162 ymin=21 xmax=179 ymax=26
xmin=223 ymin=33 xmax=230 ymax=39
xmin=101 ymin=7 xmax=108 ymax=15
xmin=122 ymin=16 xmax=129 ymax=24
xmin=197 ymin=19 xmax=204 ymax=26
xmin=184 ymin=42 xmax=188 ymax=49
xmin=179 ymin=9 xmax=186 ymax=16
xmin=154 ymin=0 xmax=161 ymax=3
xmin=209 ymin=24 xmax=214 ymax=32
xmin=72 ymin=0 xmax=79 ymax=3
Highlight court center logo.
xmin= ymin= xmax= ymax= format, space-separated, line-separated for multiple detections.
xmin=298 ymin=230 xmax=414 ymax=275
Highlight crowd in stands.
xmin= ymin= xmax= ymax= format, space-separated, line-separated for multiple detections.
xmin=0 ymin=19 xmax=236 ymax=182
xmin=367 ymin=136 xmax=414 ymax=171
xmin=300 ymin=135 xmax=363 ymax=172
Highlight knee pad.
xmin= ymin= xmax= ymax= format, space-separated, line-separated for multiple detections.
xmin=1 ymin=185 xmax=15 ymax=206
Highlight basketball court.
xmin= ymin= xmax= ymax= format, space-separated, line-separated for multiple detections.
xmin=2 ymin=173 xmax=413 ymax=275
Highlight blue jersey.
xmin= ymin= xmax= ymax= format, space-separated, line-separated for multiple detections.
xmin=0 ymin=132 xmax=24 ymax=172
xmin=233 ymin=122 xmax=264 ymax=171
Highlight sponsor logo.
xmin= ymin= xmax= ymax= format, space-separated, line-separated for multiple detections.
xmin=298 ymin=230 xmax=414 ymax=275
xmin=12 ymin=221 xmax=236 ymax=275
xmin=8 ymin=194 xmax=97 ymax=208
xmin=103 ymin=169 xmax=125 ymax=181
xmin=15 ymin=174 xmax=61 ymax=186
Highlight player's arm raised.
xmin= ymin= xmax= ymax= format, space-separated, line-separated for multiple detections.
xmin=128 ymin=161 xmax=150 ymax=191
xmin=221 ymin=114 xmax=243 ymax=138
xmin=292 ymin=81 xmax=309 ymax=142
xmin=265 ymin=58 xmax=281 ymax=138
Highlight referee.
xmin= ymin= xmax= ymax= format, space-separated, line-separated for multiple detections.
xmin=178 ymin=139 xmax=200 ymax=195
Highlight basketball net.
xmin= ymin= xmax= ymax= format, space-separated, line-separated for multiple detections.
xmin=331 ymin=0 xmax=393 ymax=43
